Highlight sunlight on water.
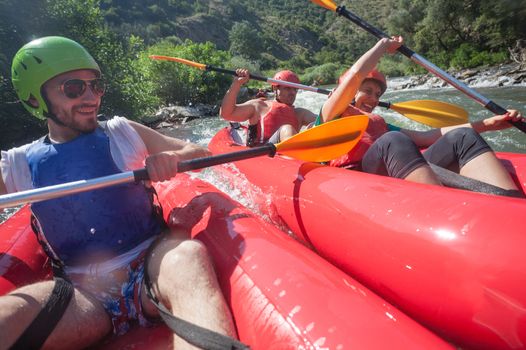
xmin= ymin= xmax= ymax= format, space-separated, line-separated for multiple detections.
xmin=196 ymin=165 xmax=297 ymax=234
xmin=0 ymin=206 xmax=21 ymax=223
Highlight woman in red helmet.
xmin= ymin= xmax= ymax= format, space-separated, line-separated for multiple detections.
xmin=221 ymin=69 xmax=316 ymax=146
xmin=318 ymin=36 xmax=523 ymax=193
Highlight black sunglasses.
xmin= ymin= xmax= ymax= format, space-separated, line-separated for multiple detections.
xmin=60 ymin=78 xmax=106 ymax=99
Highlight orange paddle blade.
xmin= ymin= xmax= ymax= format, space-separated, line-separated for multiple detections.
xmin=276 ymin=116 xmax=368 ymax=162
xmin=149 ymin=55 xmax=207 ymax=70
xmin=310 ymin=0 xmax=338 ymax=12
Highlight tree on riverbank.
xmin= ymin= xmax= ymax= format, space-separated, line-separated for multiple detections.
xmin=1 ymin=0 xmax=525 ymax=149
xmin=385 ymin=0 xmax=526 ymax=71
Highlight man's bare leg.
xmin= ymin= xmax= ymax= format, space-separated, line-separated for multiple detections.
xmin=278 ymin=124 xmax=298 ymax=141
xmin=142 ymin=229 xmax=236 ymax=349
xmin=0 ymin=280 xmax=112 ymax=350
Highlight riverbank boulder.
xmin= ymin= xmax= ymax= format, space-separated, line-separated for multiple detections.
xmin=144 ymin=87 xmax=265 ymax=129
xmin=391 ymin=62 xmax=526 ymax=90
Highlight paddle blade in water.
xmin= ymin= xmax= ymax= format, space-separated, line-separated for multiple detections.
xmin=149 ymin=55 xmax=207 ymax=70
xmin=310 ymin=0 xmax=338 ymax=12
xmin=391 ymin=100 xmax=468 ymax=127
xmin=275 ymin=116 xmax=368 ymax=162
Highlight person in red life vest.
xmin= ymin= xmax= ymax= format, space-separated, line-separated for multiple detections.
xmin=317 ymin=36 xmax=524 ymax=192
xmin=220 ymin=69 xmax=316 ymax=146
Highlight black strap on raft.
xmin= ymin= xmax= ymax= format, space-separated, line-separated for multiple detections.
xmin=430 ymin=164 xmax=526 ymax=198
xmin=10 ymin=216 xmax=75 ymax=349
xmin=246 ymin=124 xmax=258 ymax=147
xmin=10 ymin=276 xmax=74 ymax=350
xmin=143 ymin=265 xmax=249 ymax=350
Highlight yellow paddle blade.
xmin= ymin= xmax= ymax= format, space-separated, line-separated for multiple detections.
xmin=149 ymin=55 xmax=207 ymax=70
xmin=275 ymin=115 xmax=369 ymax=162
xmin=390 ymin=100 xmax=468 ymax=127
xmin=310 ymin=0 xmax=338 ymax=12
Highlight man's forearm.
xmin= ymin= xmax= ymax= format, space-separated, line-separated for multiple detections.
xmin=220 ymin=82 xmax=242 ymax=120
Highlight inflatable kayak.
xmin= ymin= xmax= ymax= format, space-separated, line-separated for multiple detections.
xmin=0 ymin=174 xmax=452 ymax=349
xmin=208 ymin=126 xmax=526 ymax=350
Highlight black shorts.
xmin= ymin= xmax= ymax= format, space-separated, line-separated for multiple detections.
xmin=361 ymin=128 xmax=492 ymax=179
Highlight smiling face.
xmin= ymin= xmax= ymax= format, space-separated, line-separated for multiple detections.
xmin=42 ymin=69 xmax=102 ymax=141
xmin=274 ymin=85 xmax=298 ymax=106
xmin=354 ymin=79 xmax=383 ymax=113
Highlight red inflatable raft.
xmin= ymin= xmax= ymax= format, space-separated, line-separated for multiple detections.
xmin=208 ymin=126 xmax=526 ymax=350
xmin=0 ymin=174 xmax=451 ymax=349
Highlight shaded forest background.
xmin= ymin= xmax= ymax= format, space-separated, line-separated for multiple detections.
xmin=1 ymin=0 xmax=525 ymax=148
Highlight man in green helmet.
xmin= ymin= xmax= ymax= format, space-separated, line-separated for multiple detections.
xmin=0 ymin=37 xmax=238 ymax=349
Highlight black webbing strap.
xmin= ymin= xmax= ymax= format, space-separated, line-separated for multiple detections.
xmin=143 ymin=267 xmax=249 ymax=350
xmin=430 ymin=163 xmax=526 ymax=198
xmin=10 ymin=277 xmax=74 ymax=350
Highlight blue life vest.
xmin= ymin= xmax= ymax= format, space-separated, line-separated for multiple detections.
xmin=26 ymin=127 xmax=163 ymax=266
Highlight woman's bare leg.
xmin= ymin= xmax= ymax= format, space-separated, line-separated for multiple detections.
xmin=460 ymin=152 xmax=518 ymax=190
xmin=404 ymin=165 xmax=443 ymax=186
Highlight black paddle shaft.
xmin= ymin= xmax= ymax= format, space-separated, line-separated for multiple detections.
xmin=335 ymin=5 xmax=526 ymax=134
xmin=205 ymin=65 xmax=333 ymax=95
xmin=133 ymin=143 xmax=277 ymax=181
xmin=206 ymin=65 xmax=269 ymax=83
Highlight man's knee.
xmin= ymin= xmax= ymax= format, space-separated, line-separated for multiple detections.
xmin=280 ymin=124 xmax=297 ymax=137
xmin=280 ymin=124 xmax=297 ymax=133
xmin=158 ymin=239 xmax=212 ymax=279
xmin=166 ymin=239 xmax=209 ymax=266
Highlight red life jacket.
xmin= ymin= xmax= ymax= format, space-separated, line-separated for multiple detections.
xmin=329 ymin=105 xmax=389 ymax=168
xmin=257 ymin=100 xmax=299 ymax=143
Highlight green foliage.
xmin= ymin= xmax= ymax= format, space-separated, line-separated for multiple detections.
xmin=143 ymin=39 xmax=232 ymax=105
xmin=228 ymin=21 xmax=263 ymax=60
xmin=390 ymin=0 xmax=526 ymax=68
xmin=450 ymin=43 xmax=508 ymax=69
xmin=43 ymin=0 xmax=158 ymax=119
xmin=229 ymin=56 xmax=261 ymax=74
xmin=300 ymin=63 xmax=342 ymax=86
xmin=1 ymin=0 xmax=525 ymax=149
xmin=377 ymin=57 xmax=406 ymax=77
xmin=283 ymin=52 xmax=313 ymax=71
xmin=258 ymin=53 xmax=279 ymax=71
xmin=0 ymin=0 xmax=161 ymax=148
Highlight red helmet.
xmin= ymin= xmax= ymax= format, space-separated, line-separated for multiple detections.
xmin=338 ymin=68 xmax=387 ymax=94
xmin=271 ymin=70 xmax=300 ymax=87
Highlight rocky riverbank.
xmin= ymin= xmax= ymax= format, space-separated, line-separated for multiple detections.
xmin=141 ymin=103 xmax=220 ymax=128
xmin=142 ymin=87 xmax=261 ymax=129
xmin=389 ymin=62 xmax=526 ymax=90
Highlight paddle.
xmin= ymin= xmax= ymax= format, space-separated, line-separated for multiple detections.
xmin=150 ymin=55 xmax=468 ymax=127
xmin=150 ymin=55 xmax=325 ymax=92
xmin=378 ymin=100 xmax=467 ymax=128
xmin=0 ymin=116 xmax=367 ymax=209
xmin=310 ymin=0 xmax=526 ymax=134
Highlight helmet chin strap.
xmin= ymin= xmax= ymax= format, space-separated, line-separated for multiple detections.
xmin=44 ymin=111 xmax=67 ymax=127
xmin=40 ymin=93 xmax=67 ymax=127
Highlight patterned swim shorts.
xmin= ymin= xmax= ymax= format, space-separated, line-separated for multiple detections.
xmin=68 ymin=249 xmax=159 ymax=335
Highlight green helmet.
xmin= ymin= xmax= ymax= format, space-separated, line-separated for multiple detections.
xmin=11 ymin=36 xmax=100 ymax=119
